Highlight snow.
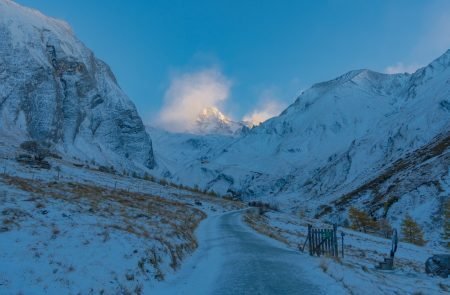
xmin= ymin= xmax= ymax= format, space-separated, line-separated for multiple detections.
xmin=244 ymin=210 xmax=449 ymax=294
xmin=0 ymin=152 xmax=242 ymax=294
xmin=0 ymin=0 xmax=155 ymax=172
xmin=148 ymin=49 xmax=450 ymax=247
xmin=153 ymin=210 xmax=347 ymax=295
xmin=0 ymin=0 xmax=78 ymax=63
xmin=1 ymin=1 xmax=449 ymax=293
xmin=195 ymin=107 xmax=249 ymax=135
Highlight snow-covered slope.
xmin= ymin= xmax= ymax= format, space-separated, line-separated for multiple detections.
xmin=0 ymin=0 xmax=154 ymax=169
xmin=146 ymin=125 xmax=238 ymax=180
xmin=0 ymin=146 xmax=243 ymax=294
xmin=154 ymin=50 xmax=450 ymax=242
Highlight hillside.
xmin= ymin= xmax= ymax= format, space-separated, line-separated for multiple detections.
xmin=151 ymin=51 xmax=450 ymax=244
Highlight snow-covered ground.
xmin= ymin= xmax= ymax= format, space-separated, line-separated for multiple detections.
xmin=153 ymin=210 xmax=347 ymax=295
xmin=244 ymin=210 xmax=449 ymax=294
xmin=0 ymin=151 xmax=243 ymax=294
xmin=1 ymin=1 xmax=449 ymax=293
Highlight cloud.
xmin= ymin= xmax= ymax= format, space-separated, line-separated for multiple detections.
xmin=242 ymin=100 xmax=285 ymax=126
xmin=156 ymin=68 xmax=231 ymax=132
xmin=384 ymin=3 xmax=450 ymax=76
xmin=243 ymin=89 xmax=287 ymax=126
xmin=384 ymin=62 xmax=421 ymax=74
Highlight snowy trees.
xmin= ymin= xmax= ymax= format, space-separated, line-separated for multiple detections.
xmin=401 ymin=215 xmax=426 ymax=246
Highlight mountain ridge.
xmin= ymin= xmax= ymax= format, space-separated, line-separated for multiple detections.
xmin=151 ymin=49 xmax=450 ymax=242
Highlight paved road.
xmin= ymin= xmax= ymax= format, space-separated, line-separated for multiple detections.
xmin=156 ymin=210 xmax=340 ymax=295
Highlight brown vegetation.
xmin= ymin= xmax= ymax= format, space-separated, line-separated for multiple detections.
xmin=0 ymin=173 xmax=210 ymax=280
xmin=348 ymin=207 xmax=377 ymax=233
xmin=401 ymin=214 xmax=426 ymax=246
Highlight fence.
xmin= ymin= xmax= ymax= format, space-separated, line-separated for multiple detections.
xmin=303 ymin=224 xmax=339 ymax=257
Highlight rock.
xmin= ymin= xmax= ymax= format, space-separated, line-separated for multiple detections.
xmin=425 ymin=254 xmax=450 ymax=278
xmin=0 ymin=0 xmax=154 ymax=170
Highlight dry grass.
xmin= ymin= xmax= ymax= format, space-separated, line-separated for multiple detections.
xmin=244 ymin=211 xmax=290 ymax=245
xmin=319 ymin=258 xmax=328 ymax=272
xmin=0 ymin=174 xmax=209 ymax=280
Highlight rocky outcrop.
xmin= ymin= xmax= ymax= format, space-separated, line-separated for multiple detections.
xmin=0 ymin=0 xmax=154 ymax=169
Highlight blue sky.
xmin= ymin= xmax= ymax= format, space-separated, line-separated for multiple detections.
xmin=16 ymin=0 xmax=450 ymax=128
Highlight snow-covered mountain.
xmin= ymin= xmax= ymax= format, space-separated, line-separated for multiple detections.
xmin=1 ymin=0 xmax=448 ymax=244
xmin=153 ymin=51 xmax=450 ymax=241
xmin=194 ymin=107 xmax=250 ymax=135
xmin=0 ymin=0 xmax=154 ymax=169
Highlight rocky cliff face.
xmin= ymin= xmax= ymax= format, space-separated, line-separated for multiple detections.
xmin=0 ymin=0 xmax=154 ymax=169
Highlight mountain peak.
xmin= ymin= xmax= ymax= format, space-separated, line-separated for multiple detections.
xmin=194 ymin=107 xmax=249 ymax=135
xmin=0 ymin=0 xmax=73 ymax=39
xmin=198 ymin=107 xmax=229 ymax=122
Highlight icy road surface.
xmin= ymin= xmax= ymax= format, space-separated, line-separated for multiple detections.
xmin=155 ymin=210 xmax=345 ymax=294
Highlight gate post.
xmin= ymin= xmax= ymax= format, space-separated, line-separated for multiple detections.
xmin=333 ymin=224 xmax=338 ymax=257
xmin=308 ymin=224 xmax=312 ymax=256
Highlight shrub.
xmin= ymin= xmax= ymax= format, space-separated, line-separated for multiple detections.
xmin=98 ymin=166 xmax=115 ymax=174
xmin=442 ymin=199 xmax=450 ymax=249
xmin=297 ymin=208 xmax=306 ymax=219
xmin=143 ymin=173 xmax=154 ymax=182
xmin=19 ymin=140 xmax=53 ymax=159
xmin=248 ymin=201 xmax=278 ymax=214
xmin=377 ymin=218 xmax=393 ymax=238
xmin=348 ymin=207 xmax=378 ymax=233
xmin=20 ymin=140 xmax=39 ymax=154
xmin=401 ymin=214 xmax=426 ymax=246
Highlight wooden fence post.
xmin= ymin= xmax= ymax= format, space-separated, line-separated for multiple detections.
xmin=333 ymin=224 xmax=338 ymax=257
xmin=308 ymin=224 xmax=312 ymax=256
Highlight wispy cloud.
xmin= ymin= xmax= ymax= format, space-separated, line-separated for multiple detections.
xmin=384 ymin=62 xmax=421 ymax=74
xmin=156 ymin=68 xmax=231 ymax=132
xmin=243 ymin=89 xmax=287 ymax=126
xmin=385 ymin=2 xmax=450 ymax=75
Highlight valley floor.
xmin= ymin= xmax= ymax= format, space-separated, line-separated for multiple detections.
xmin=153 ymin=210 xmax=345 ymax=295
xmin=0 ymin=151 xmax=448 ymax=294
xmin=244 ymin=210 xmax=449 ymax=294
